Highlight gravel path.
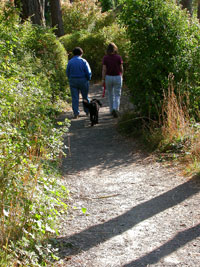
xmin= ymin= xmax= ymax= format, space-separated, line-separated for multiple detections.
xmin=56 ymin=83 xmax=200 ymax=267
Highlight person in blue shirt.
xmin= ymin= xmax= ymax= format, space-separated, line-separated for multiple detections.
xmin=66 ymin=47 xmax=92 ymax=118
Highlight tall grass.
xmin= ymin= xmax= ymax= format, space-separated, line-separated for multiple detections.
xmin=161 ymin=74 xmax=191 ymax=143
xmin=118 ymin=73 xmax=200 ymax=176
xmin=152 ymin=74 xmax=200 ymax=175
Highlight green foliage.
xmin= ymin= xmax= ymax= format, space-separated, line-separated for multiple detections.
xmin=120 ymin=0 xmax=200 ymax=118
xmin=0 ymin=5 xmax=70 ymax=266
xmin=99 ymin=0 xmax=115 ymax=12
xmin=22 ymin=24 xmax=69 ymax=102
xmin=61 ymin=0 xmax=117 ymax=34
xmin=60 ymin=24 xmax=130 ymax=80
xmin=61 ymin=0 xmax=129 ymax=80
xmin=0 ymin=6 xmax=69 ymax=102
xmin=92 ymin=10 xmax=116 ymax=31
xmin=62 ymin=0 xmax=102 ymax=34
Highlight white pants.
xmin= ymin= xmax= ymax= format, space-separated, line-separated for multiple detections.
xmin=105 ymin=75 xmax=122 ymax=113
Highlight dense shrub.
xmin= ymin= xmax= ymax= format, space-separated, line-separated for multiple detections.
xmin=60 ymin=24 xmax=130 ymax=80
xmin=120 ymin=0 xmax=200 ymax=118
xmin=62 ymin=0 xmax=117 ymax=33
xmin=0 ymin=6 xmax=69 ymax=102
xmin=99 ymin=0 xmax=115 ymax=12
xmin=91 ymin=10 xmax=116 ymax=31
xmin=62 ymin=0 xmax=102 ymax=34
xmin=0 ymin=5 xmax=69 ymax=266
xmin=22 ymin=24 xmax=69 ymax=101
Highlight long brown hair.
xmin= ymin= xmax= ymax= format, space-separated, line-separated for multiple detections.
xmin=106 ymin=42 xmax=118 ymax=55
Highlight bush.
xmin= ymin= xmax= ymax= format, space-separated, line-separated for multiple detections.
xmin=99 ymin=0 xmax=115 ymax=12
xmin=22 ymin=24 xmax=69 ymax=101
xmin=61 ymin=0 xmax=118 ymax=34
xmin=62 ymin=0 xmax=102 ymax=34
xmin=91 ymin=10 xmax=116 ymax=31
xmin=0 ymin=5 xmax=69 ymax=102
xmin=120 ymin=0 xmax=200 ymax=118
xmin=60 ymin=24 xmax=130 ymax=80
xmin=0 ymin=5 xmax=69 ymax=266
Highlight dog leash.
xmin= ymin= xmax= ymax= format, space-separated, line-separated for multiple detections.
xmin=102 ymin=82 xmax=106 ymax=98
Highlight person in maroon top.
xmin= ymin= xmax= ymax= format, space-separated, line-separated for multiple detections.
xmin=102 ymin=42 xmax=123 ymax=118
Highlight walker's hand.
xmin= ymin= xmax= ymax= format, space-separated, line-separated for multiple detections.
xmin=102 ymin=80 xmax=105 ymax=87
xmin=102 ymin=81 xmax=106 ymax=98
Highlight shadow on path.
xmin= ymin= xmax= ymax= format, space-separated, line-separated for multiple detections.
xmin=61 ymin=84 xmax=144 ymax=175
xmin=62 ymin=113 xmax=143 ymax=175
xmin=123 ymin=223 xmax=200 ymax=266
xmin=58 ymin=176 xmax=200 ymax=261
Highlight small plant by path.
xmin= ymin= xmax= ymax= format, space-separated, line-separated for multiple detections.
xmin=54 ymin=83 xmax=200 ymax=267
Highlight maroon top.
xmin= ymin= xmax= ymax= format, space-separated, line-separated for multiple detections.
xmin=102 ymin=54 xmax=123 ymax=76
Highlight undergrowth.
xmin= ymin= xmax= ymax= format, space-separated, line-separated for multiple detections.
xmin=0 ymin=4 xmax=70 ymax=266
xmin=118 ymin=74 xmax=200 ymax=176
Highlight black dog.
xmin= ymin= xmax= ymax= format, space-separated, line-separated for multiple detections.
xmin=83 ymin=99 xmax=102 ymax=126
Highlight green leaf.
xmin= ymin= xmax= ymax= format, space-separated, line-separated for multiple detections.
xmin=81 ymin=207 xmax=87 ymax=214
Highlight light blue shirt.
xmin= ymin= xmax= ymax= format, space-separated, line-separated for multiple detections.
xmin=66 ymin=56 xmax=92 ymax=80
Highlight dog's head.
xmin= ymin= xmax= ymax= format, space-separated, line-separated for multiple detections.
xmin=91 ymin=99 xmax=102 ymax=107
xmin=83 ymin=99 xmax=102 ymax=109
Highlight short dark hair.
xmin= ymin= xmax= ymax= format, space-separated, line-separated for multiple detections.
xmin=73 ymin=47 xmax=83 ymax=56
xmin=106 ymin=42 xmax=118 ymax=55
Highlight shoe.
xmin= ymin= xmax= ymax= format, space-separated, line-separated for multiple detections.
xmin=112 ymin=110 xmax=118 ymax=118
xmin=73 ymin=114 xmax=79 ymax=119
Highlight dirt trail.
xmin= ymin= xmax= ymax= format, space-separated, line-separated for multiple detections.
xmin=56 ymin=83 xmax=200 ymax=267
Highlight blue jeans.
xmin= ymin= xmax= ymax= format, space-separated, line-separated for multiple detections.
xmin=105 ymin=75 xmax=122 ymax=113
xmin=69 ymin=77 xmax=90 ymax=115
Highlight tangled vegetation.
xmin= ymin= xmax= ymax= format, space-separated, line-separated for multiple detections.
xmin=0 ymin=4 xmax=69 ymax=266
xmin=114 ymin=0 xmax=200 ymax=175
xmin=120 ymin=0 xmax=200 ymax=118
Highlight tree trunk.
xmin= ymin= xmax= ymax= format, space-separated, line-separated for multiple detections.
xmin=50 ymin=0 xmax=64 ymax=37
xmin=180 ymin=0 xmax=193 ymax=15
xmin=198 ymin=2 xmax=200 ymax=20
xmin=40 ymin=0 xmax=45 ymax=25
xmin=14 ymin=0 xmax=45 ymax=26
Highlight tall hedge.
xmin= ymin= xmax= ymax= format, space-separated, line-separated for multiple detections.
xmin=120 ymin=0 xmax=200 ymax=117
